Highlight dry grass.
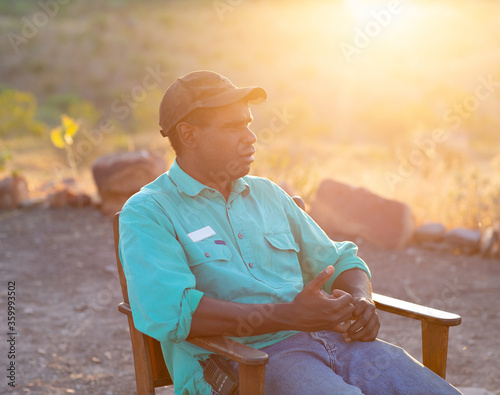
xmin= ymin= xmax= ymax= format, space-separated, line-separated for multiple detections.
xmin=1 ymin=0 xmax=499 ymax=229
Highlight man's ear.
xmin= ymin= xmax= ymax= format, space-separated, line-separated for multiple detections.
xmin=176 ymin=122 xmax=197 ymax=149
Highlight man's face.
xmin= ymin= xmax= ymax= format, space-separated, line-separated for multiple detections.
xmin=193 ymin=100 xmax=257 ymax=183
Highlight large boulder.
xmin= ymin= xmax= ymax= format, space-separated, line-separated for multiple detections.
xmin=309 ymin=179 xmax=415 ymax=249
xmin=0 ymin=175 xmax=29 ymax=209
xmin=92 ymin=151 xmax=167 ymax=216
xmin=414 ymin=223 xmax=446 ymax=243
xmin=444 ymin=228 xmax=481 ymax=253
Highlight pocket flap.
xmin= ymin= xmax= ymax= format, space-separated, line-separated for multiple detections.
xmin=264 ymin=232 xmax=300 ymax=252
xmin=183 ymin=240 xmax=232 ymax=266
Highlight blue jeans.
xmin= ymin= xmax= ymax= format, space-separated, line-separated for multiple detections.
xmin=227 ymin=331 xmax=462 ymax=394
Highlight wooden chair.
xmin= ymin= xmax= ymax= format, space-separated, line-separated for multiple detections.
xmin=114 ymin=199 xmax=461 ymax=394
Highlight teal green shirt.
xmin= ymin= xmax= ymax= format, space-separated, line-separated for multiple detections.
xmin=119 ymin=159 xmax=370 ymax=394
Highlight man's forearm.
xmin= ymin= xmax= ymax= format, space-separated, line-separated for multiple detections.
xmin=188 ymin=266 xmax=356 ymax=339
xmin=331 ymin=268 xmax=372 ymax=300
xmin=188 ymin=296 xmax=292 ymax=339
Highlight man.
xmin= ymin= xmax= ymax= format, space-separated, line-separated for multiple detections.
xmin=119 ymin=71 xmax=460 ymax=394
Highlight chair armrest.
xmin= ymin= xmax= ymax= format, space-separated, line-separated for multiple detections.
xmin=118 ymin=301 xmax=133 ymax=316
xmin=188 ymin=337 xmax=269 ymax=366
xmin=372 ymin=293 xmax=461 ymax=326
xmin=118 ymin=302 xmax=269 ymax=366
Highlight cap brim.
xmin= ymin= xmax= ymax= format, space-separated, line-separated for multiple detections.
xmin=160 ymin=86 xmax=267 ymax=137
xmin=201 ymin=86 xmax=267 ymax=108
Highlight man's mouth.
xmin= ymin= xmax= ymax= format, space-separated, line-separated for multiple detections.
xmin=240 ymin=147 xmax=256 ymax=159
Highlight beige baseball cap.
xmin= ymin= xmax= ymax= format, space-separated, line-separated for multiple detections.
xmin=159 ymin=70 xmax=267 ymax=137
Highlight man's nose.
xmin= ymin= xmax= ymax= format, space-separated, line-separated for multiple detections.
xmin=243 ymin=126 xmax=257 ymax=144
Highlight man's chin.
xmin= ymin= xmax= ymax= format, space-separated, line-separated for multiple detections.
xmin=232 ymin=160 xmax=253 ymax=179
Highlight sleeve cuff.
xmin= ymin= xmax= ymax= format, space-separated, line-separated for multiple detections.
xmin=169 ymin=288 xmax=204 ymax=343
xmin=323 ymin=259 xmax=371 ymax=294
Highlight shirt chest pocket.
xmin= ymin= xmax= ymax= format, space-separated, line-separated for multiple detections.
xmin=264 ymin=232 xmax=300 ymax=253
xmin=263 ymin=232 xmax=301 ymax=273
xmin=182 ymin=240 xmax=233 ymax=267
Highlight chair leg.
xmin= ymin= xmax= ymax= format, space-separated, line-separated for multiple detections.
xmin=421 ymin=321 xmax=449 ymax=379
xmin=127 ymin=316 xmax=156 ymax=394
xmin=238 ymin=364 xmax=266 ymax=395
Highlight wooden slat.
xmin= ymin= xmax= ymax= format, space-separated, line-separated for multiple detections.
xmin=149 ymin=337 xmax=170 ymax=385
xmin=372 ymin=293 xmax=461 ymax=326
xmin=126 ymin=314 xmax=157 ymax=394
xmin=422 ymin=321 xmax=450 ymax=379
xmin=114 ymin=213 xmax=130 ymax=304
xmin=239 ymin=364 xmax=266 ymax=395
xmin=188 ymin=336 xmax=269 ymax=366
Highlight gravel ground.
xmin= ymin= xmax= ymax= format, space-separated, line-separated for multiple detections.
xmin=0 ymin=206 xmax=498 ymax=394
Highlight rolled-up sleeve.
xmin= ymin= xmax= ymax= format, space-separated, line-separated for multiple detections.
xmin=119 ymin=195 xmax=204 ymax=343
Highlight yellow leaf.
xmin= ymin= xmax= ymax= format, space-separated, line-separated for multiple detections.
xmin=50 ymin=127 xmax=66 ymax=149
xmin=61 ymin=114 xmax=79 ymax=138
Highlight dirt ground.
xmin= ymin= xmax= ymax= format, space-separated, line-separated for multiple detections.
xmin=0 ymin=205 xmax=499 ymax=394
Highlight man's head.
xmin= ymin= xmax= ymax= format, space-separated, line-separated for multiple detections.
xmin=159 ymin=70 xmax=267 ymax=150
xmin=158 ymin=71 xmax=267 ymax=190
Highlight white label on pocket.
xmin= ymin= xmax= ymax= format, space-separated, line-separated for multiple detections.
xmin=187 ymin=226 xmax=216 ymax=243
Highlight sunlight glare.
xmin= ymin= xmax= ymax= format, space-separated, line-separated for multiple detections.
xmin=345 ymin=0 xmax=383 ymax=21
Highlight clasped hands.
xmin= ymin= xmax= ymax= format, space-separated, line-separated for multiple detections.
xmin=292 ymin=266 xmax=380 ymax=342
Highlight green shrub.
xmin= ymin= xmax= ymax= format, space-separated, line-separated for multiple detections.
xmin=0 ymin=89 xmax=47 ymax=138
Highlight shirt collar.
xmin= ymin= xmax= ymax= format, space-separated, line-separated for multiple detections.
xmin=168 ymin=158 xmax=250 ymax=198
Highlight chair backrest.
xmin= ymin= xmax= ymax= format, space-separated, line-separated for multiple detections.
xmin=114 ymin=212 xmax=173 ymax=393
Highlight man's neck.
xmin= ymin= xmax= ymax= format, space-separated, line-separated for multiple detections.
xmin=177 ymin=157 xmax=232 ymax=201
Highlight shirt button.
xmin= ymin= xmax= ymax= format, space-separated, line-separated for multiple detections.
xmin=248 ymin=262 xmax=254 ymax=268
xmin=204 ymin=252 xmax=210 ymax=258
xmin=238 ymin=233 xmax=243 ymax=239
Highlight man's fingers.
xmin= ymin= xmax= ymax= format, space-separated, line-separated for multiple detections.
xmin=333 ymin=320 xmax=351 ymax=333
xmin=304 ymin=266 xmax=335 ymax=292
xmin=349 ymin=318 xmax=380 ymax=342
xmin=347 ymin=305 xmax=380 ymax=341
xmin=331 ymin=289 xmax=349 ymax=298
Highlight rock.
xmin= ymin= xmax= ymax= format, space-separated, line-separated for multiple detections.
xmin=48 ymin=188 xmax=69 ymax=208
xmin=0 ymin=175 xmax=29 ymax=209
xmin=47 ymin=187 xmax=92 ymax=208
xmin=309 ymin=179 xmax=415 ymax=249
xmin=66 ymin=189 xmax=92 ymax=208
xmin=74 ymin=304 xmax=88 ymax=312
xmin=414 ymin=223 xmax=446 ymax=243
xmin=419 ymin=241 xmax=456 ymax=253
xmin=444 ymin=228 xmax=481 ymax=253
xmin=19 ymin=197 xmax=46 ymax=209
xmin=480 ymin=226 xmax=500 ymax=258
xmin=92 ymin=150 xmax=167 ymax=216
